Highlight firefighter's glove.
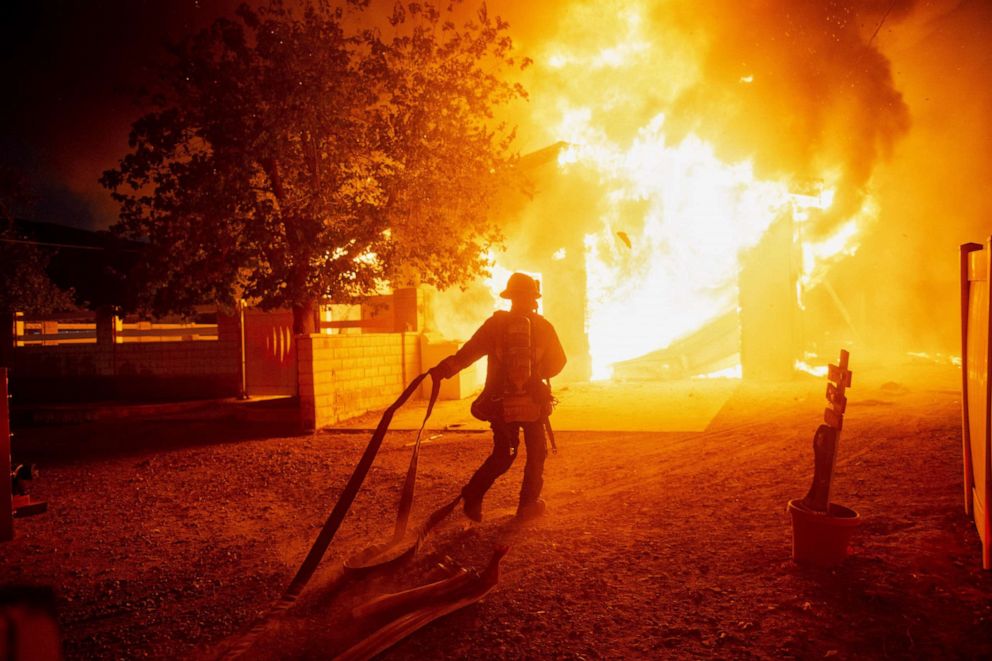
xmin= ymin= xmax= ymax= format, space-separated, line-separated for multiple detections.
xmin=430 ymin=357 xmax=457 ymax=380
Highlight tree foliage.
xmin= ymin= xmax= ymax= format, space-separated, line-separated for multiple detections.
xmin=0 ymin=166 xmax=75 ymax=316
xmin=102 ymin=0 xmax=527 ymax=331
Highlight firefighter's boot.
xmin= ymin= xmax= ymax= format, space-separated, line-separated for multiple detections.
xmin=515 ymin=499 xmax=546 ymax=521
xmin=462 ymin=493 xmax=483 ymax=523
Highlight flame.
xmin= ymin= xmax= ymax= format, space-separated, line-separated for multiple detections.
xmin=555 ymin=115 xmax=826 ymax=379
xmin=528 ymin=2 xmax=869 ymax=380
xmin=798 ymin=196 xmax=869 ymax=291
xmin=794 ymin=360 xmax=829 ymax=378
xmin=907 ymin=351 xmax=962 ymax=367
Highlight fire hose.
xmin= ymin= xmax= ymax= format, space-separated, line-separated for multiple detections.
xmin=222 ymin=371 xmax=460 ymax=659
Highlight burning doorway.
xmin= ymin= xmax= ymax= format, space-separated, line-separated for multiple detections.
xmin=430 ymin=140 xmax=849 ymax=384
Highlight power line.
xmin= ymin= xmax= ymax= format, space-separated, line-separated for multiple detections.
xmin=868 ymin=0 xmax=900 ymax=48
xmin=0 ymin=237 xmax=142 ymax=253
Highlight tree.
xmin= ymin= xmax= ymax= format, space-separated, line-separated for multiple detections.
xmin=0 ymin=165 xmax=76 ymax=365
xmin=0 ymin=235 xmax=76 ymax=318
xmin=0 ymin=166 xmax=76 ymax=317
xmin=101 ymin=0 xmax=528 ymax=334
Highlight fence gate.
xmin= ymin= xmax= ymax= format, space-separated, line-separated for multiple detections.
xmin=244 ymin=309 xmax=298 ymax=397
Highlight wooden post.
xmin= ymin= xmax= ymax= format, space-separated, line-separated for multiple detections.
xmin=823 ymin=349 xmax=852 ymax=432
xmin=820 ymin=349 xmax=852 ymax=509
xmin=239 ymin=302 xmax=248 ymax=399
xmin=1 ymin=368 xmax=13 ymax=542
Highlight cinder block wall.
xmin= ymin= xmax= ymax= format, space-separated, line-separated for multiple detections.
xmin=298 ymin=332 xmax=422 ymax=430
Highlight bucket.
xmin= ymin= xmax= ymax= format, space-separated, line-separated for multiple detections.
xmin=787 ymin=499 xmax=861 ymax=567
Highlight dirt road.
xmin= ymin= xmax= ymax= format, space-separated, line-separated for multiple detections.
xmin=3 ymin=362 xmax=991 ymax=658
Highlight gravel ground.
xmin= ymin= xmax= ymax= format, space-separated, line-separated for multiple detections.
xmin=2 ymin=363 xmax=991 ymax=659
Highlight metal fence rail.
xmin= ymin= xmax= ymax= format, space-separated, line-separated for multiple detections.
xmin=15 ymin=313 xmax=219 ymax=346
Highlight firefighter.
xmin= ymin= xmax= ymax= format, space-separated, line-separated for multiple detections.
xmin=431 ymin=272 xmax=567 ymax=522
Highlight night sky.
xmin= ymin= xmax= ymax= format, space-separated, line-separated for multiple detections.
xmin=1 ymin=0 xmax=241 ymax=230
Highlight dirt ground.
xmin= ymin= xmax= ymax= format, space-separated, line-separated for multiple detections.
xmin=3 ymin=361 xmax=991 ymax=659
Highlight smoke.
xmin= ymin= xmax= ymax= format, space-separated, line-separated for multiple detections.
xmin=659 ymin=0 xmax=914 ymax=235
xmin=830 ymin=0 xmax=992 ymax=356
xmin=483 ymin=0 xmax=924 ymax=265
xmin=504 ymin=0 xmax=917 ymax=235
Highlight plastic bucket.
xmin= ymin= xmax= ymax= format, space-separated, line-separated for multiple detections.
xmin=788 ymin=499 xmax=861 ymax=567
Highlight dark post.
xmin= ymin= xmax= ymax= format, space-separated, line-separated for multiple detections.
xmin=1 ymin=368 xmax=13 ymax=541
xmin=0 ymin=311 xmax=15 ymax=368
xmin=95 ymin=306 xmax=122 ymax=346
xmin=239 ymin=301 xmax=249 ymax=399
xmin=96 ymin=306 xmax=121 ymax=379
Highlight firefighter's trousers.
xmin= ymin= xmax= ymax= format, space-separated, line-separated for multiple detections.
xmin=463 ymin=419 xmax=547 ymax=510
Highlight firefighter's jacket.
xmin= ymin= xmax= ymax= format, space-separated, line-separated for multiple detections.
xmin=438 ymin=310 xmax=567 ymax=419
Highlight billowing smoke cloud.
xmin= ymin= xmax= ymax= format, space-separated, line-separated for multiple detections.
xmin=659 ymin=0 xmax=914 ymax=235
xmin=829 ymin=0 xmax=992 ymax=355
xmin=503 ymin=0 xmax=917 ymax=234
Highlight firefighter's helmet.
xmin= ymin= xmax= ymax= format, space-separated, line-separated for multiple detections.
xmin=499 ymin=272 xmax=541 ymax=300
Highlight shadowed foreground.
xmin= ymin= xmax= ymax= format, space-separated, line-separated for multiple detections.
xmin=3 ymin=362 xmax=990 ymax=658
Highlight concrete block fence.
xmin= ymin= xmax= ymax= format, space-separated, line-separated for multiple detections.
xmin=298 ymin=332 xmax=422 ymax=430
